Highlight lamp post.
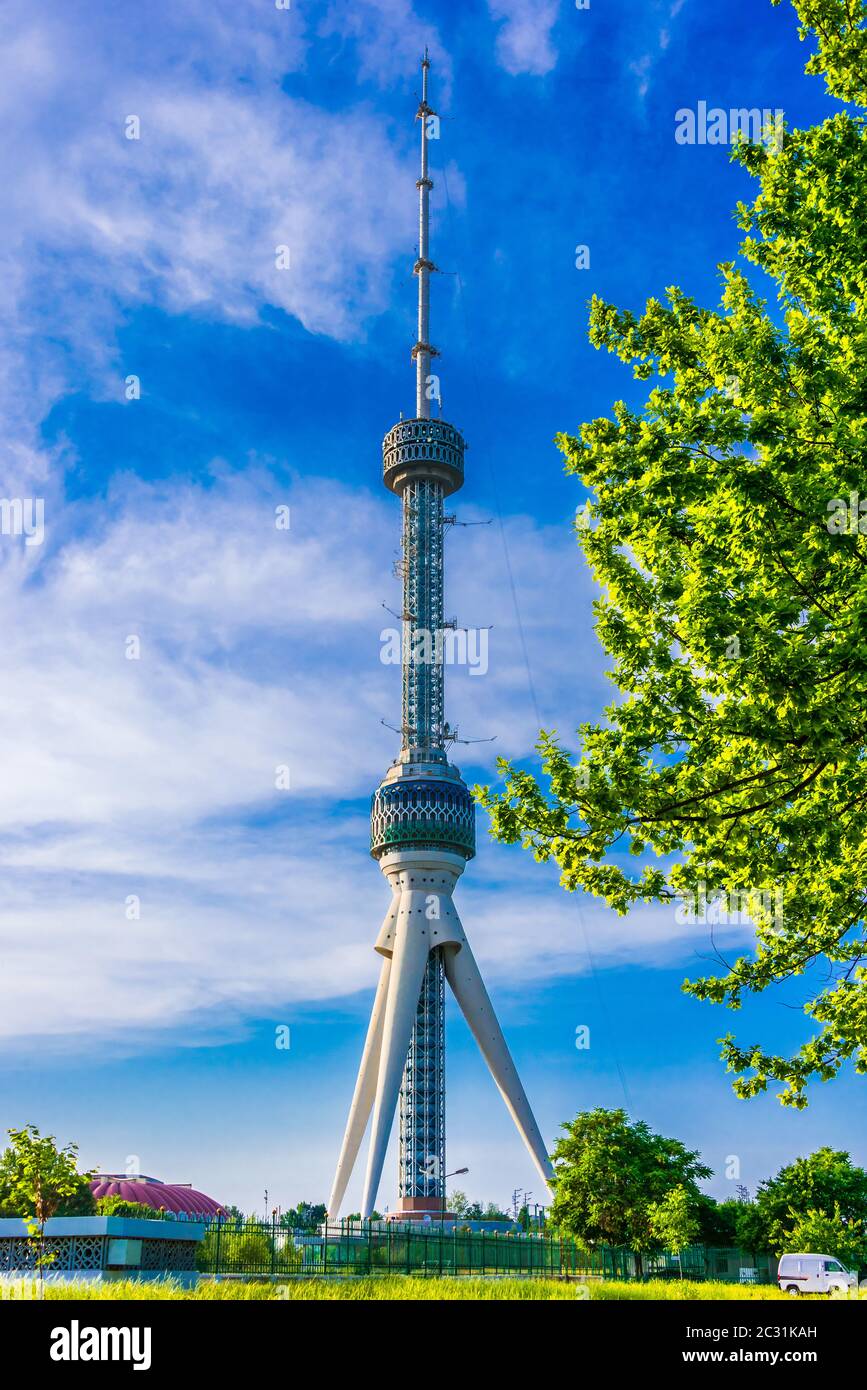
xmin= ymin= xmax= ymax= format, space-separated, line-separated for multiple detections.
xmin=522 ymin=1190 xmax=533 ymax=1233
xmin=441 ymin=1167 xmax=469 ymax=1234
xmin=436 ymin=1166 xmax=468 ymax=1277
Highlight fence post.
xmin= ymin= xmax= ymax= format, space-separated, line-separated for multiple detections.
xmin=215 ymin=1217 xmax=222 ymax=1276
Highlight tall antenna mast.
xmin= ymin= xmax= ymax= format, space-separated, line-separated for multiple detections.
xmin=327 ymin=53 xmax=555 ymax=1229
xmin=414 ymin=47 xmax=438 ymax=420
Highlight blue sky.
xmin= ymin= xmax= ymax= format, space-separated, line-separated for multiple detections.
xmin=0 ymin=0 xmax=860 ymax=1217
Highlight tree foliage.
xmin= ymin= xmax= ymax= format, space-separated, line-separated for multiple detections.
xmin=282 ymin=1201 xmax=327 ymax=1231
xmin=737 ymin=1146 xmax=867 ymax=1261
xmin=648 ymin=1184 xmax=701 ymax=1256
xmin=549 ymin=1109 xmax=711 ymax=1270
xmin=786 ymin=1205 xmax=865 ymax=1270
xmin=447 ymin=1191 xmax=511 ymax=1221
xmin=695 ymin=1195 xmax=743 ymax=1247
xmin=94 ymin=1196 xmax=169 ymax=1220
xmin=0 ymin=1126 xmax=94 ymax=1221
xmin=478 ymin=0 xmax=867 ymax=1106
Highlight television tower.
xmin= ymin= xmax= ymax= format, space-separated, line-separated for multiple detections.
xmin=328 ymin=53 xmax=554 ymax=1222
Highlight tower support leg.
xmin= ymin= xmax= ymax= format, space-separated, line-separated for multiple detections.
xmin=327 ymin=954 xmax=392 ymax=1219
xmin=360 ymin=903 xmax=434 ymax=1218
xmin=443 ymin=937 xmax=554 ymax=1191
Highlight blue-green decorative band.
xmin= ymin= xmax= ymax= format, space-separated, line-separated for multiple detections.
xmin=370 ymin=779 xmax=476 ymax=860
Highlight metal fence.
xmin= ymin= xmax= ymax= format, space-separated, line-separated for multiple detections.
xmin=195 ymin=1219 xmax=772 ymax=1283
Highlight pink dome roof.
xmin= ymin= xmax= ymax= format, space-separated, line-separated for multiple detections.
xmin=90 ymin=1175 xmax=226 ymax=1218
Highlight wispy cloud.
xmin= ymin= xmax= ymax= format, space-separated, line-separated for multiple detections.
xmin=318 ymin=0 xmax=449 ymax=89
xmin=630 ymin=53 xmax=654 ymax=100
xmin=488 ymin=0 xmax=561 ymax=77
xmin=0 ymin=1 xmax=420 ymax=495
xmin=0 ymin=460 xmax=701 ymax=1051
xmin=627 ymin=0 xmax=689 ymax=101
xmin=0 ymin=0 xmax=732 ymax=1057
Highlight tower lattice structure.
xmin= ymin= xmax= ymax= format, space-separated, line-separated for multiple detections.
xmin=329 ymin=53 xmax=553 ymax=1223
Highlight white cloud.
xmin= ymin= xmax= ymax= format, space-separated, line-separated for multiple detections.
xmin=318 ymin=0 xmax=449 ymax=90
xmin=0 ymin=474 xmax=394 ymax=826
xmin=488 ymin=0 xmax=561 ymax=78
xmin=0 ymin=466 xmax=713 ymax=1050
xmin=630 ymin=53 xmax=654 ymax=100
xmin=626 ymin=0 xmax=688 ymax=101
xmin=0 ymin=2 xmax=423 ymax=494
xmin=0 ymin=2 xmax=724 ymax=1056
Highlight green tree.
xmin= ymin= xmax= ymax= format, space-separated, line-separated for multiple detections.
xmin=483 ymin=1201 xmax=511 ymax=1222
xmin=786 ymin=1205 xmax=865 ymax=1273
xmin=649 ymin=1185 xmax=701 ymax=1275
xmin=447 ymin=1193 xmax=512 ymax=1222
xmin=549 ymin=1108 xmax=712 ymax=1276
xmin=282 ymin=1201 xmax=327 ymax=1231
xmin=694 ymin=1195 xmax=743 ymax=1247
xmin=738 ymin=1147 xmax=867 ymax=1259
xmin=449 ymin=1189 xmax=469 ymax=1216
xmin=0 ymin=1126 xmax=95 ymax=1296
xmin=478 ymin=0 xmax=867 ymax=1107
xmin=0 ymin=1126 xmax=94 ymax=1220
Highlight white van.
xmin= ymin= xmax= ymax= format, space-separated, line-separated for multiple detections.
xmin=778 ymin=1252 xmax=856 ymax=1295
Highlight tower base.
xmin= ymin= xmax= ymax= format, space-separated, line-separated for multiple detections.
xmin=386 ymin=1197 xmax=455 ymax=1223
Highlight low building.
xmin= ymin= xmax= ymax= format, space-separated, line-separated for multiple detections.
xmin=0 ymin=1215 xmax=207 ymax=1287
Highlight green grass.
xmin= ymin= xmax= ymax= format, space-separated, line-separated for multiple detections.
xmin=21 ymin=1276 xmax=802 ymax=1301
xmin=589 ymin=1279 xmax=792 ymax=1301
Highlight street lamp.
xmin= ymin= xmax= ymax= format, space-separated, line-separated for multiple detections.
xmin=425 ymin=1166 xmax=467 ymax=1277
xmin=441 ymin=1166 xmax=469 ymax=1234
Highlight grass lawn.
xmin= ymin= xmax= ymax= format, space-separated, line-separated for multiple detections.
xmin=21 ymin=1276 xmax=805 ymax=1301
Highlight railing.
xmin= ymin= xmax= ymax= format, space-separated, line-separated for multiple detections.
xmin=197 ymin=1220 xmax=578 ymax=1279
xmin=194 ymin=1219 xmax=772 ymax=1283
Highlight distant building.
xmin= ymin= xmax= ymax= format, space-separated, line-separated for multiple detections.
xmin=90 ymin=1173 xmax=225 ymax=1218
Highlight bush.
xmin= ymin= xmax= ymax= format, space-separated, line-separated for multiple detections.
xmin=197 ymin=1227 xmax=272 ymax=1274
xmin=94 ymin=1196 xmax=171 ymax=1220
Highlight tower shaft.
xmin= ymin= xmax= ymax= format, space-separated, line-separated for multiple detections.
xmin=397 ymin=50 xmax=446 ymax=1207
xmin=402 ymin=477 xmax=445 ymax=759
